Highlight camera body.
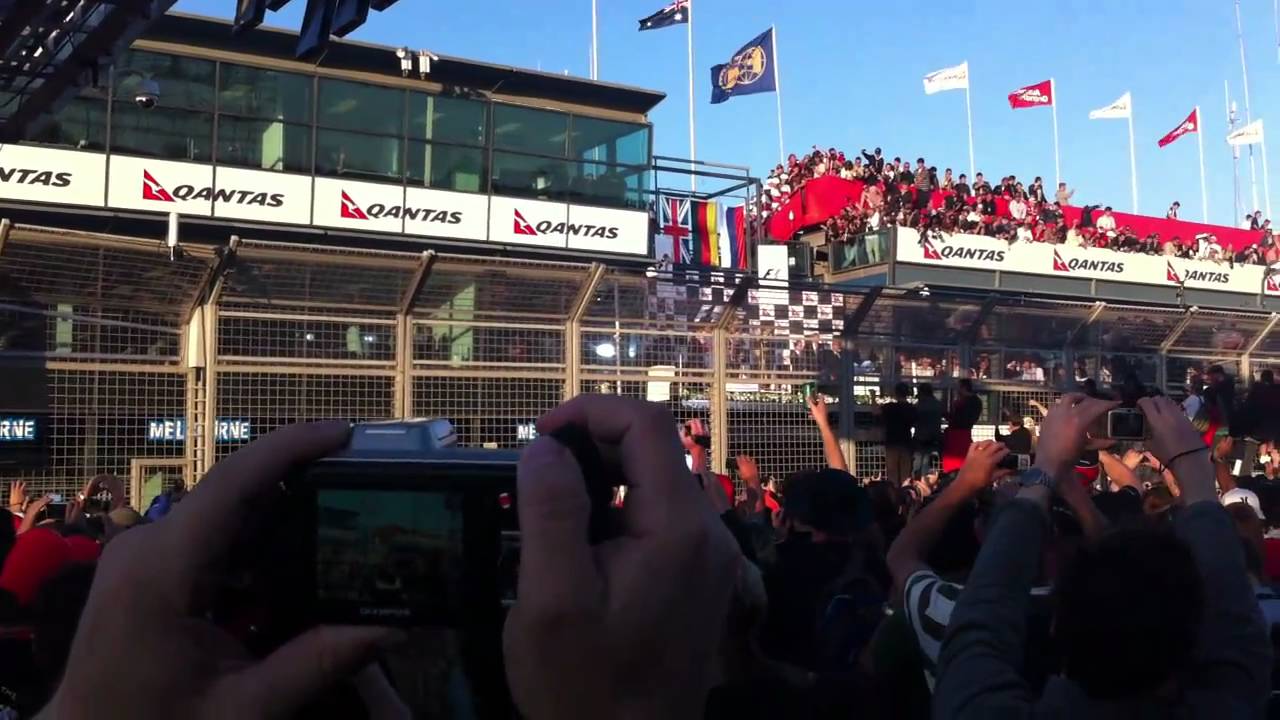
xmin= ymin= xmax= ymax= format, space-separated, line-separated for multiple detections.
xmin=273 ymin=420 xmax=520 ymax=628
xmin=134 ymin=78 xmax=160 ymax=109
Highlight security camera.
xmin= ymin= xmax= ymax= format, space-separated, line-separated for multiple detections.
xmin=134 ymin=77 xmax=159 ymax=109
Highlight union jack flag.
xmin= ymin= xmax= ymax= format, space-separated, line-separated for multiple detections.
xmin=658 ymin=196 xmax=696 ymax=265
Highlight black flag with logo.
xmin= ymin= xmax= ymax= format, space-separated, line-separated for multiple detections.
xmin=638 ymin=1 xmax=689 ymax=31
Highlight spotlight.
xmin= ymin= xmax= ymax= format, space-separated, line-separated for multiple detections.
xmin=396 ymin=47 xmax=412 ymax=77
xmin=416 ymin=49 xmax=439 ymax=79
xmin=594 ymin=342 xmax=616 ymax=359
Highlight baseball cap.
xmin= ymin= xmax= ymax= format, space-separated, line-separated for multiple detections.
xmin=1222 ymin=487 xmax=1266 ymax=520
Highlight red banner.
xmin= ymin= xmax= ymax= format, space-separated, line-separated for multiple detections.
xmin=767 ymin=175 xmax=866 ymax=241
xmin=1008 ymin=80 xmax=1053 ymax=109
xmin=1060 ymin=205 xmax=1262 ymax=253
xmin=1158 ymin=108 xmax=1199 ymax=148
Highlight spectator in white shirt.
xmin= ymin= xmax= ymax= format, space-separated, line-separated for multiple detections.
xmin=1008 ymin=196 xmax=1028 ymax=222
xmin=1016 ymin=223 xmax=1034 ymax=243
xmin=1095 ymin=206 xmax=1117 ymax=232
xmin=1065 ymin=222 xmax=1084 ymax=247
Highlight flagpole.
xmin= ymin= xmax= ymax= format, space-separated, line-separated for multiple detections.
xmin=964 ymin=62 xmax=975 ymax=180
xmin=686 ymin=0 xmax=696 ymax=192
xmin=1263 ymin=131 xmax=1273 ymax=220
xmin=771 ymin=25 xmax=785 ymax=165
xmin=1050 ymin=77 xmax=1061 ymax=188
xmin=1127 ymin=95 xmax=1138 ymax=213
xmin=1196 ymin=106 xmax=1209 ymax=222
xmin=1236 ymin=0 xmax=1260 ymax=213
xmin=590 ymin=0 xmax=598 ymax=80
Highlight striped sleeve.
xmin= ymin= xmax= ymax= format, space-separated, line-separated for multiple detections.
xmin=903 ymin=570 xmax=963 ymax=684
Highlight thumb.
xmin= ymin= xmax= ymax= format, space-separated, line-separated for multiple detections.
xmin=221 ymin=625 xmax=399 ymax=718
xmin=515 ymin=436 xmax=601 ymax=615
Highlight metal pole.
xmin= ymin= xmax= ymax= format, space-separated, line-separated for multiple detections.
xmin=1228 ymin=79 xmax=1242 ymax=223
xmin=687 ymin=0 xmax=696 ymax=192
xmin=590 ymin=0 xmax=598 ymax=80
xmin=772 ymin=25 xmax=785 ymax=164
xmin=1050 ymin=77 xmax=1061 ymax=188
xmin=1236 ymin=0 xmax=1260 ymax=213
xmin=964 ymin=62 xmax=976 ymax=180
xmin=1197 ymin=106 xmax=1209 ymax=222
xmin=1263 ymin=132 xmax=1273 ymax=220
xmin=1127 ymin=95 xmax=1138 ymax=213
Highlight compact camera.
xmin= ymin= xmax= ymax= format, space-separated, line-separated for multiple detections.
xmin=271 ymin=419 xmax=521 ymax=628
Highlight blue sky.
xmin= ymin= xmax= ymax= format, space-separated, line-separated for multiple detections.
xmin=174 ymin=0 xmax=1280 ymax=226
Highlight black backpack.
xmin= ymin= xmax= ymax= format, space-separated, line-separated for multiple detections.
xmin=811 ymin=548 xmax=888 ymax=672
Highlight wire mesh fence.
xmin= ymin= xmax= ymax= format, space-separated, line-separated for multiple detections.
xmin=3 ymin=224 xmax=1280 ymax=502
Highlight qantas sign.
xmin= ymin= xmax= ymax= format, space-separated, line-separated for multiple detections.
xmin=921 ymin=236 xmax=1005 ymax=263
xmin=339 ymin=189 xmax=463 ymax=225
xmin=0 ymin=166 xmax=72 ymax=187
xmin=1052 ymin=249 xmax=1124 ymax=275
xmin=511 ymin=207 xmax=620 ymax=240
xmin=140 ymin=169 xmax=283 ymax=207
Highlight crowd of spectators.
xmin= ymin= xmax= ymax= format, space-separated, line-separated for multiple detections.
xmin=5 ymin=371 xmax=1280 ymax=718
xmin=755 ymin=146 xmax=1280 ymax=267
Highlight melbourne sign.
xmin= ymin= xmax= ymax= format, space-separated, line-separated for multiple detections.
xmin=146 ymin=418 xmax=252 ymax=443
xmin=0 ymin=145 xmax=647 ymax=256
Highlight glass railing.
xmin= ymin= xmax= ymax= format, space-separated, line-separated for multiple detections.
xmin=831 ymin=230 xmax=891 ymax=271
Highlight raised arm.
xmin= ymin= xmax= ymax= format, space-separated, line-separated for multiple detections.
xmin=886 ymin=440 xmax=1007 ymax=604
xmin=1139 ymin=396 xmax=1271 ymax=711
xmin=807 ymin=395 xmax=848 ymax=472
xmin=933 ymin=394 xmax=1117 ymax=718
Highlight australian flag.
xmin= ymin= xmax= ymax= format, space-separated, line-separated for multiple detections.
xmin=710 ymin=28 xmax=777 ymax=104
xmin=638 ymin=1 xmax=689 ymax=31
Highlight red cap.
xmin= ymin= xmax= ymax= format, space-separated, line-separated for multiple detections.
xmin=0 ymin=528 xmax=71 ymax=606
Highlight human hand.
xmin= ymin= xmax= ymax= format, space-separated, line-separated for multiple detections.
xmin=1034 ymin=393 xmax=1121 ymax=480
xmin=1121 ymin=448 xmax=1146 ymax=470
xmin=17 ymin=495 xmax=53 ymax=534
xmin=46 ymin=421 xmax=403 ymax=719
xmin=735 ymin=454 xmax=760 ymax=489
xmin=63 ymin=498 xmax=85 ymax=527
xmin=954 ymin=441 xmax=1010 ymax=492
xmin=7 ymin=480 xmax=26 ymax=512
xmin=808 ymin=394 xmax=831 ymax=429
xmin=509 ymin=396 xmax=741 ymax=720
xmin=1138 ymin=395 xmax=1214 ymax=503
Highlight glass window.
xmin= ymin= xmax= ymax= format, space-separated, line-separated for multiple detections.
xmin=317 ymin=78 xmax=403 ymax=135
xmin=110 ymin=51 xmax=215 ymax=161
xmin=31 ymin=95 xmax=107 ymax=150
xmin=490 ymin=151 xmax=574 ymax=201
xmin=408 ymin=94 xmax=485 ymax=145
xmin=114 ymin=51 xmax=215 ymax=111
xmin=407 ymin=141 xmax=485 ymax=193
xmin=111 ymin=106 xmax=213 ymax=162
xmin=217 ymin=117 xmax=312 ymax=173
xmin=316 ymin=128 xmax=402 ymax=182
xmin=570 ymin=116 xmax=650 ymax=166
xmin=219 ymin=63 xmax=312 ymax=123
xmin=575 ymin=159 xmax=648 ymax=209
xmin=492 ymin=104 xmax=568 ymax=156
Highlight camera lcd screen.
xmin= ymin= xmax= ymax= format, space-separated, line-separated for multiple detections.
xmin=1108 ymin=410 xmax=1146 ymax=441
xmin=315 ymin=488 xmax=466 ymax=623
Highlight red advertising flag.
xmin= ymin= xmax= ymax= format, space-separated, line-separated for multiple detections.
xmin=1008 ymin=80 xmax=1053 ymax=109
xmin=1158 ymin=108 xmax=1199 ymax=148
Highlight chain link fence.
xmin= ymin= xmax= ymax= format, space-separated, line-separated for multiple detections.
xmin=3 ymin=222 xmax=1279 ymax=502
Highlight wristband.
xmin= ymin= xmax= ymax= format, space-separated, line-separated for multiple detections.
xmin=1166 ymin=446 xmax=1210 ymax=467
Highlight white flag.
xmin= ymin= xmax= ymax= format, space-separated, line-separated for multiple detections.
xmin=1228 ymin=119 xmax=1265 ymax=146
xmin=923 ymin=62 xmax=968 ymax=95
xmin=1088 ymin=91 xmax=1131 ymax=120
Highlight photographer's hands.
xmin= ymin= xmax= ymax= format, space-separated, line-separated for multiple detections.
xmin=509 ymin=396 xmax=740 ymax=720
xmin=44 ymin=421 xmax=402 ymax=720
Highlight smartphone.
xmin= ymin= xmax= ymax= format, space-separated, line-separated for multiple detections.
xmin=800 ymin=382 xmax=817 ymax=400
xmin=41 ymin=501 xmax=69 ymax=521
xmin=1107 ymin=408 xmax=1146 ymax=441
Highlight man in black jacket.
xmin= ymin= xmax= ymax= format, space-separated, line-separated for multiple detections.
xmin=861 ymin=147 xmax=884 ymax=175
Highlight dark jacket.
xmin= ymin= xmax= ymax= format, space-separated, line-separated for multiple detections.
xmin=933 ymin=500 xmax=1271 ymax=719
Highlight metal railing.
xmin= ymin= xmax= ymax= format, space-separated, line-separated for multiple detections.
xmin=3 ymin=221 xmax=1279 ymax=499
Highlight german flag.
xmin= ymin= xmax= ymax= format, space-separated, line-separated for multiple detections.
xmin=691 ymin=199 xmax=719 ymax=266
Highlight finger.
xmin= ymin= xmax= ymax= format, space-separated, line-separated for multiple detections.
xmin=515 ymin=437 xmax=603 ymax=613
xmin=1057 ymin=392 xmax=1088 ymax=406
xmin=1075 ymin=397 xmax=1121 ymax=426
xmin=1136 ymin=396 xmax=1166 ymax=418
xmin=219 ymin=625 xmax=400 ymax=718
xmin=539 ymin=396 xmax=699 ymax=536
xmin=158 ymin=420 xmax=351 ymax=580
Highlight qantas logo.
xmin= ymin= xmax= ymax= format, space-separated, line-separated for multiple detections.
xmin=340 ymin=191 xmax=368 ymax=219
xmin=142 ymin=170 xmax=174 ymax=202
xmin=1166 ymin=261 xmax=1182 ymax=284
xmin=338 ymin=189 xmax=463 ymax=224
xmin=140 ymin=169 xmax=284 ymax=207
xmin=514 ymin=209 xmax=538 ymax=236
xmin=511 ymin=208 xmax=620 ymax=240
xmin=1267 ymin=275 xmax=1280 ymax=294
xmin=1053 ymin=249 xmax=1124 ymax=274
xmin=921 ymin=236 xmax=1004 ymax=262
xmin=0 ymin=166 xmax=72 ymax=188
